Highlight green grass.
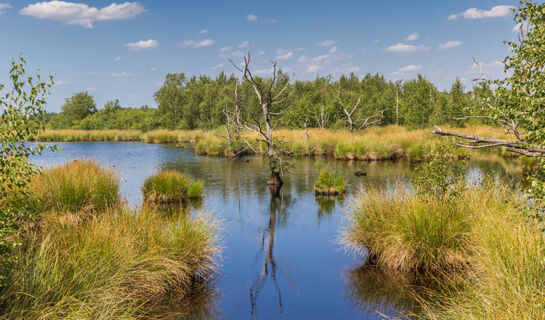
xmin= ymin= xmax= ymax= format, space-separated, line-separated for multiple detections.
xmin=142 ymin=170 xmax=204 ymax=204
xmin=30 ymin=160 xmax=120 ymax=213
xmin=314 ymin=163 xmax=347 ymax=195
xmin=0 ymin=207 xmax=219 ymax=319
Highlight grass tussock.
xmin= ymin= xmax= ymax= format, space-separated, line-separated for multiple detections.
xmin=0 ymin=207 xmax=220 ymax=319
xmin=143 ymin=170 xmax=204 ymax=204
xmin=343 ymin=184 xmax=545 ymax=319
xmin=314 ymin=163 xmax=347 ymax=195
xmin=36 ymin=125 xmax=513 ymax=161
xmin=31 ymin=160 xmax=120 ymax=213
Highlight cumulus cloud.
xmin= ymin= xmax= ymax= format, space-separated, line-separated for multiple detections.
xmin=245 ymin=13 xmax=276 ymax=23
xmin=115 ymin=56 xmax=121 ymax=62
xmin=274 ymin=47 xmax=302 ymax=60
xmin=276 ymin=51 xmax=293 ymax=60
xmin=439 ymin=40 xmax=463 ymax=50
xmin=220 ymin=46 xmax=232 ymax=52
xmin=110 ymin=71 xmax=132 ymax=77
xmin=238 ymin=40 xmax=249 ymax=48
xmin=406 ymin=32 xmax=419 ymax=41
xmin=257 ymin=50 xmax=265 ymax=56
xmin=246 ymin=14 xmax=258 ymax=21
xmin=179 ymin=38 xmax=215 ymax=48
xmin=199 ymin=28 xmax=208 ymax=34
xmin=315 ymin=39 xmax=337 ymax=47
xmin=448 ymin=5 xmax=515 ymax=20
xmin=19 ymin=1 xmax=145 ymax=28
xmin=0 ymin=3 xmax=11 ymax=13
xmin=207 ymin=63 xmax=224 ymax=72
xmin=386 ymin=43 xmax=430 ymax=53
xmin=391 ymin=64 xmax=421 ymax=75
xmin=306 ymin=64 xmax=320 ymax=73
xmin=329 ymin=46 xmax=337 ymax=54
xmin=124 ymin=39 xmax=159 ymax=51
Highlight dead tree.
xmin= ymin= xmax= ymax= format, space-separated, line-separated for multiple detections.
xmin=230 ymin=52 xmax=294 ymax=186
xmin=337 ymin=91 xmax=385 ymax=132
xmin=432 ymin=59 xmax=545 ymax=157
xmin=314 ymin=103 xmax=330 ymax=129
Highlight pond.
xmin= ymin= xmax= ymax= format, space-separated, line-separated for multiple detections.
xmin=31 ymin=142 xmax=521 ymax=319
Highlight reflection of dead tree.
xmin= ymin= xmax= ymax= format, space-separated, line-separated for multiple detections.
xmin=337 ymin=91 xmax=385 ymax=132
xmin=249 ymin=192 xmax=295 ymax=316
xmin=230 ymin=52 xmax=294 ymax=186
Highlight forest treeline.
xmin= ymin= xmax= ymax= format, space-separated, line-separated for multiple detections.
xmin=47 ymin=72 xmax=482 ymax=131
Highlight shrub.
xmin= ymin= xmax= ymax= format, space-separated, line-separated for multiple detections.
xmin=143 ymin=170 xmax=204 ymax=203
xmin=314 ymin=162 xmax=346 ymax=195
xmin=30 ymin=160 xmax=119 ymax=213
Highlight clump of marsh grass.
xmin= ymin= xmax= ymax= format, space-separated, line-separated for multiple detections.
xmin=30 ymin=159 xmax=120 ymax=213
xmin=314 ymin=162 xmax=347 ymax=195
xmin=342 ymin=186 xmax=474 ymax=273
xmin=143 ymin=170 xmax=204 ymax=204
xmin=0 ymin=206 xmax=220 ymax=319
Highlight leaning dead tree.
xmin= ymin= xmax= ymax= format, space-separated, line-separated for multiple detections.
xmin=230 ymin=52 xmax=294 ymax=186
xmin=337 ymin=91 xmax=385 ymax=132
xmin=433 ymin=3 xmax=545 ymax=158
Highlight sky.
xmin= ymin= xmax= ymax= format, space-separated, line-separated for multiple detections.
xmin=0 ymin=0 xmax=523 ymax=112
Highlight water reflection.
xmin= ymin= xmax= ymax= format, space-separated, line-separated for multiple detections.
xmin=250 ymin=191 xmax=295 ymax=316
xmin=315 ymin=195 xmax=345 ymax=223
xmin=345 ymin=265 xmax=432 ymax=319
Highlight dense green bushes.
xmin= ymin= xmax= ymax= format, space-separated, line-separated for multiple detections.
xmin=314 ymin=163 xmax=346 ymax=195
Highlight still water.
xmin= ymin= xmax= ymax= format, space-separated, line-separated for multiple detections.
xmin=32 ymin=142 xmax=521 ymax=319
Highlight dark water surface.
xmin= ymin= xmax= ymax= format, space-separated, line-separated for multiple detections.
xmin=31 ymin=142 xmax=521 ymax=320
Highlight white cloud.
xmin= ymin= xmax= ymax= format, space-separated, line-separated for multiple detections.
xmin=276 ymin=51 xmax=293 ymax=60
xmin=257 ymin=50 xmax=265 ymax=56
xmin=231 ymin=50 xmax=244 ymax=57
xmin=439 ymin=40 xmax=463 ymax=50
xmin=298 ymin=55 xmax=307 ymax=62
xmin=194 ymin=38 xmax=214 ymax=47
xmin=238 ymin=40 xmax=249 ymax=48
xmin=124 ymin=39 xmax=159 ymax=51
xmin=449 ymin=5 xmax=515 ymax=20
xmin=207 ymin=63 xmax=224 ymax=72
xmin=115 ymin=56 xmax=121 ymax=62
xmin=85 ymin=86 xmax=96 ymax=91
xmin=149 ymin=66 xmax=156 ymax=72
xmin=329 ymin=46 xmax=337 ymax=54
xmin=391 ymin=64 xmax=421 ymax=75
xmin=56 ymin=79 xmax=71 ymax=85
xmin=220 ymin=46 xmax=232 ymax=52
xmin=373 ymin=39 xmax=380 ymax=44
xmin=111 ymin=71 xmax=132 ymax=77
xmin=255 ymin=67 xmax=274 ymax=75
xmin=306 ymin=64 xmax=320 ymax=73
xmin=19 ymin=1 xmax=145 ymax=28
xmin=406 ymin=32 xmax=419 ymax=41
xmin=0 ymin=3 xmax=11 ymax=13
xmin=246 ymin=14 xmax=258 ymax=21
xmin=88 ymin=70 xmax=95 ymax=74
xmin=179 ymin=38 xmax=215 ymax=48
xmin=311 ymin=54 xmax=330 ymax=63
xmin=315 ymin=39 xmax=337 ymax=47
xmin=386 ymin=43 xmax=430 ymax=53
xmin=199 ymin=28 xmax=208 ymax=34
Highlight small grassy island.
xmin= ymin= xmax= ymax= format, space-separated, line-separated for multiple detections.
xmin=142 ymin=170 xmax=204 ymax=203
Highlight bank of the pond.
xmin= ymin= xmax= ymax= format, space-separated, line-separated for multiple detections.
xmin=35 ymin=125 xmax=513 ymax=161
xmin=343 ymin=184 xmax=545 ymax=319
xmin=0 ymin=161 xmax=220 ymax=319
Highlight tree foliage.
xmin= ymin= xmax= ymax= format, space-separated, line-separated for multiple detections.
xmin=0 ymin=56 xmax=56 ymax=278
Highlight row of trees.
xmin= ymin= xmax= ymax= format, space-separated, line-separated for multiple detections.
xmin=47 ymin=73 xmax=475 ymax=131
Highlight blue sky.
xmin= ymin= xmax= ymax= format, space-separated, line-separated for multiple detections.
xmin=0 ymin=0 xmax=521 ymax=112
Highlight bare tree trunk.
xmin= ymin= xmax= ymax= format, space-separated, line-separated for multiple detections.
xmin=395 ymin=87 xmax=399 ymax=126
